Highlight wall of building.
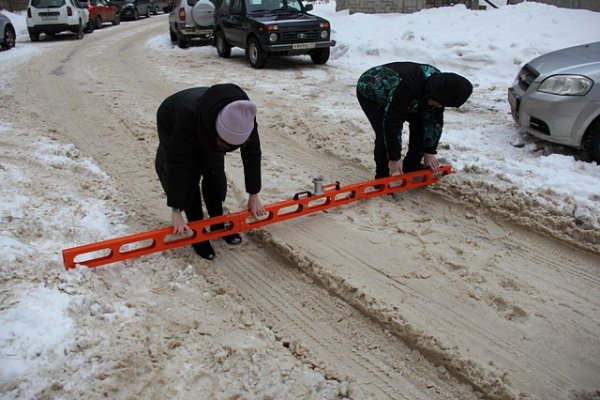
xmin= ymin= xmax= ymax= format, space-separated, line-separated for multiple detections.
xmin=336 ymin=0 xmax=599 ymax=13
xmin=507 ymin=0 xmax=600 ymax=12
xmin=335 ymin=0 xmax=478 ymax=13
xmin=1 ymin=0 xmax=28 ymax=11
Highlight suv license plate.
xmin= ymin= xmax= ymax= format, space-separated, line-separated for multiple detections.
xmin=292 ymin=42 xmax=316 ymax=50
xmin=197 ymin=29 xmax=212 ymax=34
xmin=41 ymin=15 xmax=59 ymax=20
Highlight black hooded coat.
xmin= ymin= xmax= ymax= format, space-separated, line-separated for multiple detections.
xmin=155 ymin=84 xmax=262 ymax=212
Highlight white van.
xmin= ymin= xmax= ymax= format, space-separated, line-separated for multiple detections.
xmin=27 ymin=0 xmax=91 ymax=41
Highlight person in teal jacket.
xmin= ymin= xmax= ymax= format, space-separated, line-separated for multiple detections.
xmin=356 ymin=62 xmax=473 ymax=178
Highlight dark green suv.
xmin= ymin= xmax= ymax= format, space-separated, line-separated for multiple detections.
xmin=213 ymin=0 xmax=335 ymax=68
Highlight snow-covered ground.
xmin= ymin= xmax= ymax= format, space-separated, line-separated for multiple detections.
xmin=1 ymin=2 xmax=599 ymax=398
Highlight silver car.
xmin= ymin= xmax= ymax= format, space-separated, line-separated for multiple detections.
xmin=168 ymin=0 xmax=215 ymax=49
xmin=508 ymin=42 xmax=600 ymax=162
xmin=0 ymin=11 xmax=16 ymax=50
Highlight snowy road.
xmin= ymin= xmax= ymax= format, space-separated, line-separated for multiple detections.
xmin=1 ymin=14 xmax=599 ymax=400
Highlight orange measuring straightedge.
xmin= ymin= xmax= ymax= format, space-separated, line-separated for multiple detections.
xmin=62 ymin=165 xmax=451 ymax=269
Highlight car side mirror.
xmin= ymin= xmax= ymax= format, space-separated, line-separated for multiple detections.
xmin=304 ymin=4 xmax=312 ymax=11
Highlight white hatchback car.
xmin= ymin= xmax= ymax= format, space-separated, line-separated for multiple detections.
xmin=27 ymin=0 xmax=91 ymax=41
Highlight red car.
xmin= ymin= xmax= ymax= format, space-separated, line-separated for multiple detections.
xmin=81 ymin=0 xmax=120 ymax=29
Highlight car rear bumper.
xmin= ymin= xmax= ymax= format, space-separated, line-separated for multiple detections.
xmin=176 ymin=25 xmax=213 ymax=38
xmin=28 ymin=24 xmax=81 ymax=34
xmin=508 ymin=85 xmax=592 ymax=148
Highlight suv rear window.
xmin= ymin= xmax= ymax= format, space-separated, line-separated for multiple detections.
xmin=187 ymin=0 xmax=216 ymax=7
xmin=31 ymin=0 xmax=66 ymax=7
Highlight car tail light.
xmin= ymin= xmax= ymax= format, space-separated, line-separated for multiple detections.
xmin=27 ymin=7 xmax=32 ymax=17
xmin=67 ymin=6 xmax=73 ymax=16
xmin=178 ymin=7 xmax=185 ymax=21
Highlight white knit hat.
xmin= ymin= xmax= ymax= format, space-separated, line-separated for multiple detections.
xmin=216 ymin=100 xmax=257 ymax=145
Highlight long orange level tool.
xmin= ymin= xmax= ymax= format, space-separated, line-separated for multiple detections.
xmin=62 ymin=165 xmax=451 ymax=269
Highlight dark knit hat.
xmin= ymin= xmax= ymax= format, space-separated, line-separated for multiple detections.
xmin=427 ymin=73 xmax=473 ymax=108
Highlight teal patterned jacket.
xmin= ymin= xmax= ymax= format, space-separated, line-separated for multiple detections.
xmin=357 ymin=62 xmax=444 ymax=161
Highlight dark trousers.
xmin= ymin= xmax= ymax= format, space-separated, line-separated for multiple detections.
xmin=357 ymin=93 xmax=426 ymax=178
xmin=155 ymin=145 xmax=226 ymax=224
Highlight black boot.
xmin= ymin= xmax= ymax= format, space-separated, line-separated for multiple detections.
xmin=403 ymin=163 xmax=427 ymax=173
xmin=192 ymin=241 xmax=215 ymax=260
xmin=211 ymin=222 xmax=242 ymax=245
xmin=223 ymin=233 xmax=242 ymax=245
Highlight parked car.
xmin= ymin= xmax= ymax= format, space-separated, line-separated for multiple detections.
xmin=80 ymin=0 xmax=120 ymax=28
xmin=508 ymin=41 xmax=600 ymax=162
xmin=168 ymin=0 xmax=215 ymax=49
xmin=111 ymin=0 xmax=151 ymax=19
xmin=26 ymin=0 xmax=92 ymax=41
xmin=0 ymin=11 xmax=16 ymax=50
xmin=213 ymin=0 xmax=336 ymax=68
xmin=150 ymin=0 xmax=170 ymax=13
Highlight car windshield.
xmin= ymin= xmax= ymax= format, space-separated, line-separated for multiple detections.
xmin=31 ymin=0 xmax=66 ymax=7
xmin=246 ymin=0 xmax=302 ymax=13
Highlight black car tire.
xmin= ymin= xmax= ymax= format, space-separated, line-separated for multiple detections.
xmin=177 ymin=32 xmax=189 ymax=49
xmin=169 ymin=28 xmax=177 ymax=42
xmin=29 ymin=30 xmax=40 ymax=42
xmin=133 ymin=8 xmax=139 ymax=20
xmin=95 ymin=15 xmax=103 ymax=29
xmin=113 ymin=14 xmax=120 ymax=25
xmin=247 ymin=37 xmax=266 ymax=69
xmin=85 ymin=19 xmax=94 ymax=33
xmin=145 ymin=6 xmax=150 ymax=17
xmin=2 ymin=25 xmax=15 ymax=49
xmin=75 ymin=22 xmax=84 ymax=39
xmin=310 ymin=47 xmax=330 ymax=64
xmin=215 ymin=31 xmax=231 ymax=58
xmin=152 ymin=5 xmax=158 ymax=14
xmin=583 ymin=121 xmax=600 ymax=163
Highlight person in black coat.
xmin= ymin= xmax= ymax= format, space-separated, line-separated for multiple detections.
xmin=356 ymin=62 xmax=473 ymax=178
xmin=155 ymin=84 xmax=267 ymax=260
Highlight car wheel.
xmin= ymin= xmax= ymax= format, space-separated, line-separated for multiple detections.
xmin=29 ymin=30 xmax=40 ymax=42
xmin=583 ymin=120 xmax=600 ymax=163
xmin=177 ymin=32 xmax=188 ymax=49
xmin=133 ymin=8 xmax=139 ymax=20
xmin=145 ymin=6 xmax=150 ymax=17
xmin=75 ymin=22 xmax=84 ymax=39
xmin=169 ymin=28 xmax=177 ymax=42
xmin=85 ymin=19 xmax=95 ymax=33
xmin=95 ymin=15 xmax=103 ymax=29
xmin=152 ymin=5 xmax=158 ymax=14
xmin=113 ymin=13 xmax=121 ymax=25
xmin=2 ymin=25 xmax=15 ymax=49
xmin=215 ymin=31 xmax=231 ymax=58
xmin=310 ymin=47 xmax=330 ymax=65
xmin=247 ymin=37 xmax=266 ymax=69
